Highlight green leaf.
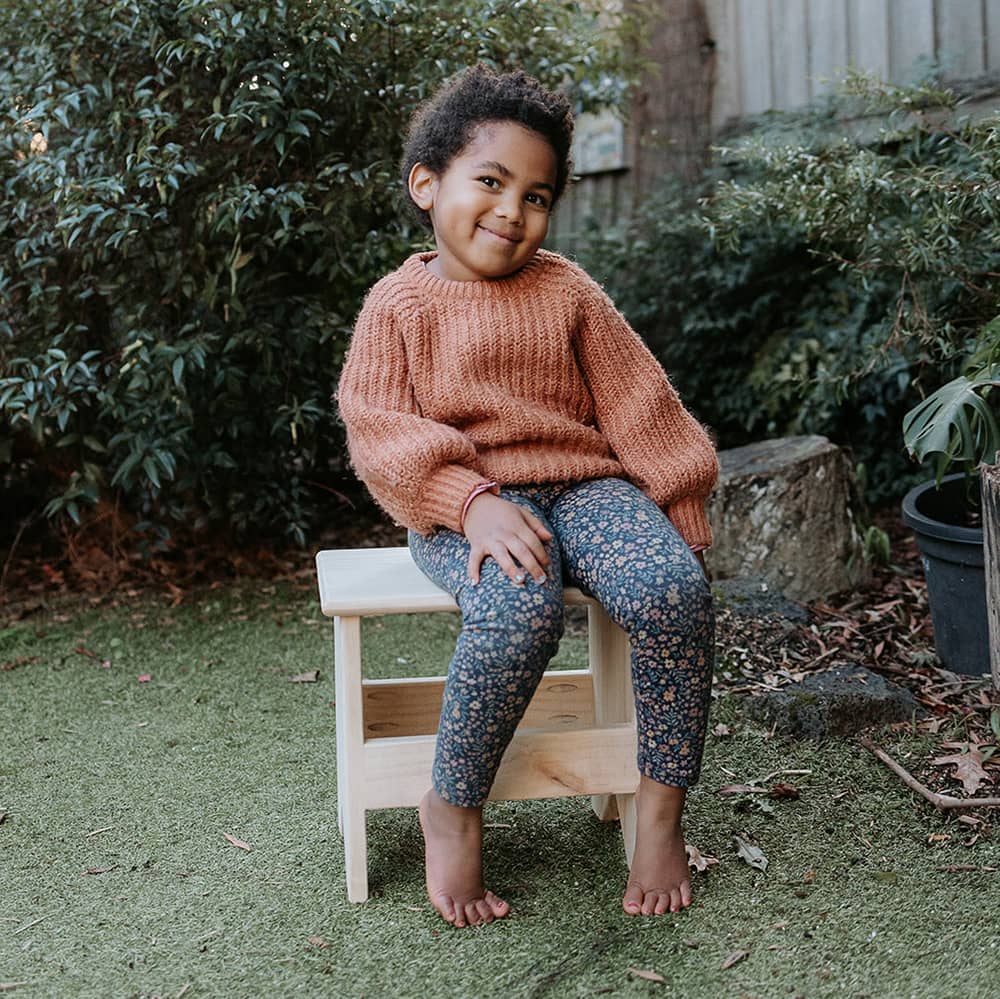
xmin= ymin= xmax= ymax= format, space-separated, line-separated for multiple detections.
xmin=903 ymin=369 xmax=1000 ymax=480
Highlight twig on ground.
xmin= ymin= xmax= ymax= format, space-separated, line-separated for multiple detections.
xmin=859 ymin=736 xmax=1000 ymax=809
xmin=13 ymin=917 xmax=44 ymax=935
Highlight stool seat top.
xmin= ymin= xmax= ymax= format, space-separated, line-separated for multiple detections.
xmin=316 ymin=547 xmax=595 ymax=617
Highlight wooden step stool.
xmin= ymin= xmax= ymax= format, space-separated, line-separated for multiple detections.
xmin=315 ymin=546 xmax=639 ymax=902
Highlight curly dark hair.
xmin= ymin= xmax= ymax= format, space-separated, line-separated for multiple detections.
xmin=400 ymin=64 xmax=574 ymax=229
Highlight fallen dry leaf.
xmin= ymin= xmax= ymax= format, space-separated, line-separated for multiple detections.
xmin=289 ymin=670 xmax=319 ymax=683
xmin=1 ymin=656 xmax=38 ymax=672
xmin=223 ymin=832 xmax=251 ymax=852
xmin=307 ymin=935 xmax=329 ymax=948
xmin=0 ymin=984 xmax=29 ymax=993
xmin=733 ymin=834 xmax=768 ymax=872
xmin=931 ymin=748 xmax=989 ymax=795
xmin=768 ymin=782 xmax=801 ymax=799
xmin=627 ymin=968 xmax=665 ymax=983
xmin=83 ymin=865 xmax=118 ymax=875
xmin=137 ymin=673 xmax=152 ymax=683
xmin=720 ymin=950 xmax=749 ymax=970
xmin=712 ymin=723 xmax=732 ymax=737
xmin=686 ymin=844 xmax=719 ymax=873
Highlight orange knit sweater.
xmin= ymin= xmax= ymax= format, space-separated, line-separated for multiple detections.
xmin=338 ymin=249 xmax=718 ymax=547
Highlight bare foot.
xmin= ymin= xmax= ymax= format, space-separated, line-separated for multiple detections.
xmin=622 ymin=776 xmax=693 ymax=916
xmin=418 ymin=789 xmax=510 ymax=928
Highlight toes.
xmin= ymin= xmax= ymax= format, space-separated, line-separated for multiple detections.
xmin=485 ymin=891 xmax=509 ymax=918
xmin=432 ymin=893 xmax=458 ymax=925
xmin=654 ymin=892 xmax=671 ymax=915
xmin=679 ymin=879 xmax=692 ymax=908
xmin=641 ymin=891 xmax=657 ymax=916
xmin=622 ymin=881 xmax=643 ymax=915
xmin=474 ymin=898 xmax=495 ymax=924
xmin=668 ymin=887 xmax=682 ymax=913
xmin=463 ymin=901 xmax=483 ymax=927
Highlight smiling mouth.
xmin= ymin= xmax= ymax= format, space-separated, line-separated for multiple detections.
xmin=477 ymin=224 xmax=522 ymax=244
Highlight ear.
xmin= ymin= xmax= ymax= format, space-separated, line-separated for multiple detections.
xmin=408 ymin=162 xmax=438 ymax=212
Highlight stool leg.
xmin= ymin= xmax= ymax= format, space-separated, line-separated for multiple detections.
xmin=335 ymin=615 xmax=369 ymax=903
xmin=588 ymin=605 xmax=636 ymax=860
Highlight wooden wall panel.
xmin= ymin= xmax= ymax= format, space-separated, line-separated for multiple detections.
xmin=771 ymin=0 xmax=812 ymax=108
xmin=808 ymin=0 xmax=850 ymax=97
xmin=936 ymin=0 xmax=987 ymax=77
xmin=847 ymin=0 xmax=891 ymax=79
xmin=988 ymin=0 xmax=1000 ymax=70
xmin=888 ymin=0 xmax=936 ymax=82
xmin=738 ymin=0 xmax=774 ymax=113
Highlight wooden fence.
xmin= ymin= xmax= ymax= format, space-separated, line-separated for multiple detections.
xmin=549 ymin=0 xmax=1000 ymax=250
xmin=710 ymin=0 xmax=1000 ymax=125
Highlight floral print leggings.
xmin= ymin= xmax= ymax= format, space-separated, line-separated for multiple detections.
xmin=409 ymin=477 xmax=715 ymax=809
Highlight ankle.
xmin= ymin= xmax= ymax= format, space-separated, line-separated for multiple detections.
xmin=636 ymin=777 xmax=686 ymax=826
xmin=423 ymin=788 xmax=483 ymax=830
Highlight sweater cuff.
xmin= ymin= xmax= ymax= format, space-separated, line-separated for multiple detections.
xmin=422 ymin=464 xmax=496 ymax=534
xmin=666 ymin=496 xmax=713 ymax=550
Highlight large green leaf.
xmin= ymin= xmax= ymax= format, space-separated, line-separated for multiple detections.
xmin=903 ymin=368 xmax=1000 ymax=481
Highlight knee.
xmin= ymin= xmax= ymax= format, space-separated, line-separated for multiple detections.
xmin=465 ymin=585 xmax=565 ymax=662
xmin=616 ymin=562 xmax=713 ymax=637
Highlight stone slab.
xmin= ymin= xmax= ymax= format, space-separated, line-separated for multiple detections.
xmin=744 ymin=666 xmax=922 ymax=740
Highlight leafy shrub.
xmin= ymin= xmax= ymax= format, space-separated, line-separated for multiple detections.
xmin=580 ymin=75 xmax=1000 ymax=501
xmin=1 ymin=0 xmax=630 ymax=546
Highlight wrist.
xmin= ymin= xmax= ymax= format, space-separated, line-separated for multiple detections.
xmin=460 ymin=481 xmax=500 ymax=532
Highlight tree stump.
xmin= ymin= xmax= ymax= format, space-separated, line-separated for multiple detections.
xmin=705 ymin=435 xmax=866 ymax=602
xmin=981 ymin=462 xmax=1000 ymax=690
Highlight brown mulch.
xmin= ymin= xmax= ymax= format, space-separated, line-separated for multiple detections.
xmin=713 ymin=508 xmax=999 ymax=821
xmin=3 ymin=502 xmax=997 ymax=815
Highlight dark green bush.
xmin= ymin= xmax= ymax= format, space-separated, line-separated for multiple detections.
xmin=580 ymin=77 xmax=1000 ymax=502
xmin=1 ymin=0 xmax=630 ymax=546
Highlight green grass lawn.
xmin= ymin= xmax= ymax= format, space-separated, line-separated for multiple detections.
xmin=3 ymin=581 xmax=998 ymax=998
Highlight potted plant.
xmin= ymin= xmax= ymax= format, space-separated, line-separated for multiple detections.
xmin=901 ymin=329 xmax=1000 ymax=674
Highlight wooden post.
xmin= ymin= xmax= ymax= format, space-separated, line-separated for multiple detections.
xmin=982 ymin=462 xmax=1000 ymax=689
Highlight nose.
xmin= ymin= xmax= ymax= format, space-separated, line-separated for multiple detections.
xmin=494 ymin=192 xmax=522 ymax=224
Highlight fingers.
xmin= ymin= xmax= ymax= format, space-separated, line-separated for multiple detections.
xmin=462 ymin=495 xmax=554 ymax=586
xmin=466 ymin=546 xmax=485 ymax=587
xmin=504 ymin=533 xmax=549 ymax=584
xmin=523 ymin=509 xmax=554 ymax=542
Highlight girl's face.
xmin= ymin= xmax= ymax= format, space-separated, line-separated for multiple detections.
xmin=408 ymin=121 xmax=558 ymax=282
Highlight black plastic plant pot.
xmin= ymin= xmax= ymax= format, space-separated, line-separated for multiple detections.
xmin=901 ymin=473 xmax=987 ymax=675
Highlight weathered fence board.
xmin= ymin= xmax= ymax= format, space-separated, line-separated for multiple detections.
xmin=983 ymin=463 xmax=1000 ymax=690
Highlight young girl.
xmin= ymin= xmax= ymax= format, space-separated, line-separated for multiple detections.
xmin=338 ymin=65 xmax=717 ymax=928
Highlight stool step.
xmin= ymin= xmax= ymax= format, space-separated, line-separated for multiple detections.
xmin=362 ymin=669 xmax=596 ymax=738
xmin=362 ymin=723 xmax=638 ymax=809
xmin=317 ymin=547 xmax=596 ymax=617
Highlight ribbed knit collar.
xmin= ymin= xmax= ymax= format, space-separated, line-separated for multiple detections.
xmin=402 ymin=249 xmax=551 ymax=300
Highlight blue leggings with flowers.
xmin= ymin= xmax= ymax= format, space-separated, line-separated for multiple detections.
xmin=409 ymin=477 xmax=714 ymax=809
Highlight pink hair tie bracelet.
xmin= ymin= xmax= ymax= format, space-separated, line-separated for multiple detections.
xmin=460 ymin=481 xmax=501 ymax=532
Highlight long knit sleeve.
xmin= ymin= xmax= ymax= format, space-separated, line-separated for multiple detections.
xmin=337 ymin=250 xmax=717 ymax=541
xmin=574 ymin=276 xmax=718 ymax=547
xmin=337 ymin=296 xmax=491 ymax=534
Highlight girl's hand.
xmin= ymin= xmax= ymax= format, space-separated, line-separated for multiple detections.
xmin=463 ymin=493 xmax=552 ymax=586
